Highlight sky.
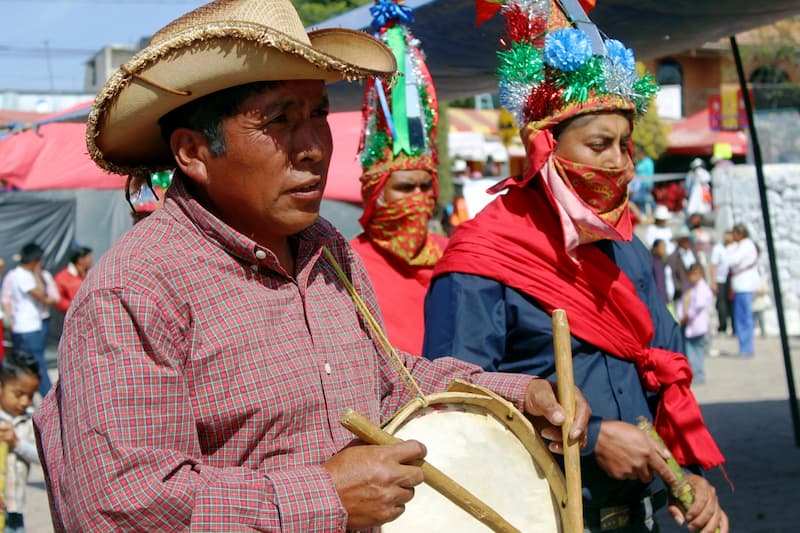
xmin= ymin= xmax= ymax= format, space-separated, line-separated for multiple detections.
xmin=2 ymin=0 xmax=209 ymax=92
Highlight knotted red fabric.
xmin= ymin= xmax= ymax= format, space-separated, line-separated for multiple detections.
xmin=433 ymin=182 xmax=725 ymax=470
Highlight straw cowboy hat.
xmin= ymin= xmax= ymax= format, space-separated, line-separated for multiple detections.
xmin=87 ymin=0 xmax=396 ymax=176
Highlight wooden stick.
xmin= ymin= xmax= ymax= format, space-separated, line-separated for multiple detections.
xmin=552 ymin=309 xmax=583 ymax=533
xmin=0 ymin=440 xmax=8 ymax=530
xmin=340 ymin=408 xmax=520 ymax=533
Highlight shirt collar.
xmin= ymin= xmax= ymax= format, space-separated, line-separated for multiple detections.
xmin=164 ymin=177 xmax=339 ymax=274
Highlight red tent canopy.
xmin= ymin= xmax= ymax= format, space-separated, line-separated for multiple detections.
xmin=0 ymin=122 xmax=126 ymax=190
xmin=325 ymin=111 xmax=363 ymax=203
xmin=0 ymin=110 xmax=365 ymax=202
xmin=667 ymin=109 xmax=748 ymax=157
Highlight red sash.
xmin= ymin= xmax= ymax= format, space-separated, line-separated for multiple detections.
xmin=433 ymin=184 xmax=724 ymax=469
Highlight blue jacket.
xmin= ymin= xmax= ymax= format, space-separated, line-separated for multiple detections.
xmin=423 ymin=237 xmax=684 ymax=509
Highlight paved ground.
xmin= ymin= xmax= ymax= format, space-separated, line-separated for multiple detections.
xmin=22 ymin=332 xmax=800 ymax=531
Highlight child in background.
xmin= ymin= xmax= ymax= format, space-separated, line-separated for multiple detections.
xmin=0 ymin=350 xmax=41 ymax=532
xmin=752 ymin=274 xmax=772 ymax=338
xmin=677 ymin=263 xmax=714 ymax=385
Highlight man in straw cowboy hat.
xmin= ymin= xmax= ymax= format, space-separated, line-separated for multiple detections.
xmin=33 ymin=1 xmax=590 ymax=530
xmin=425 ymin=0 xmax=728 ymax=531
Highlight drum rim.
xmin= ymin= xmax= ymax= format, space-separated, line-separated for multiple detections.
xmin=383 ymin=383 xmax=569 ymax=529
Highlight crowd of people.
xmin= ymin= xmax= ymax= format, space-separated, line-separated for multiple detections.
xmin=3 ymin=0 xmax=777 ymax=531
xmin=0 ymin=241 xmax=93 ymax=529
xmin=644 ymin=200 xmax=769 ymax=373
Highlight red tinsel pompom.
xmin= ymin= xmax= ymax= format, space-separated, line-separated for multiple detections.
xmin=504 ymin=5 xmax=547 ymax=44
xmin=524 ymin=79 xmax=563 ymax=123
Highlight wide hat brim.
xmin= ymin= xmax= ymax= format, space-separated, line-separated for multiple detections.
xmin=87 ymin=24 xmax=396 ymax=176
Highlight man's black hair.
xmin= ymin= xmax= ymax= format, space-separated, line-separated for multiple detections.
xmin=0 ymin=350 xmax=40 ymax=385
xmin=158 ymin=81 xmax=281 ymax=157
xmin=19 ymin=243 xmax=43 ymax=264
xmin=69 ymin=246 xmax=93 ymax=265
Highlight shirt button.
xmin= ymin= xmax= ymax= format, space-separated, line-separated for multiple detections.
xmin=617 ymin=387 xmax=624 ymax=394
xmin=250 ymin=264 xmax=258 ymax=272
xmin=255 ymin=249 xmax=268 ymax=260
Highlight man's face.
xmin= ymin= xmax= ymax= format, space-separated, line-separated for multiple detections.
xmin=677 ymin=237 xmax=692 ymax=250
xmin=383 ymin=169 xmax=434 ymax=204
xmin=77 ymin=253 xmax=93 ymax=273
xmin=200 ymin=80 xmax=333 ymax=248
xmin=554 ymin=112 xmax=632 ymax=170
xmin=724 ymin=232 xmax=734 ymax=245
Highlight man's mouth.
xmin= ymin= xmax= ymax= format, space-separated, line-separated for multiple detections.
xmin=293 ymin=182 xmax=320 ymax=193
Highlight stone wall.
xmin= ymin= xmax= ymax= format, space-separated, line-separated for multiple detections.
xmin=712 ymin=163 xmax=800 ymax=336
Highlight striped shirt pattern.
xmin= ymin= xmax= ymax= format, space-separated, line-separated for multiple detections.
xmin=34 ymin=179 xmax=531 ymax=532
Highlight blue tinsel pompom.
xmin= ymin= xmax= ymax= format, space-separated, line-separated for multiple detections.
xmin=543 ymin=28 xmax=592 ymax=72
xmin=605 ymin=39 xmax=636 ymax=74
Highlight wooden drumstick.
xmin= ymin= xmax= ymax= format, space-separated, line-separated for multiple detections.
xmin=552 ymin=309 xmax=584 ymax=533
xmin=340 ymin=408 xmax=521 ymax=533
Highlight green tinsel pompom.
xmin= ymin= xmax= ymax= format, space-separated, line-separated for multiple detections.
xmin=361 ymin=130 xmax=391 ymax=168
xmin=632 ymin=74 xmax=660 ymax=113
xmin=556 ymin=56 xmax=605 ymax=104
xmin=497 ymin=42 xmax=545 ymax=85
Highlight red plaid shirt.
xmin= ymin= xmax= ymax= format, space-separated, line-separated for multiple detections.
xmin=34 ymin=179 xmax=532 ymax=532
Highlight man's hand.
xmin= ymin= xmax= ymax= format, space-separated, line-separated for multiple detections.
xmin=523 ymin=379 xmax=590 ymax=452
xmin=323 ymin=440 xmax=426 ymax=529
xmin=595 ymin=420 xmax=676 ymax=483
xmin=668 ymin=474 xmax=729 ymax=533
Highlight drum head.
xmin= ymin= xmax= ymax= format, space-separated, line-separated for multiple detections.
xmin=382 ymin=395 xmax=564 ymax=532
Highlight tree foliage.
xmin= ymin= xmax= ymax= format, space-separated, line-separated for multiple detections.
xmin=295 ymin=0 xmax=372 ymax=26
xmin=633 ymin=98 xmax=670 ymax=161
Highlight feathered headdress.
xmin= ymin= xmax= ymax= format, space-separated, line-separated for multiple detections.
xmin=478 ymin=0 xmax=659 ymax=131
xmin=358 ymin=0 xmax=439 ymax=194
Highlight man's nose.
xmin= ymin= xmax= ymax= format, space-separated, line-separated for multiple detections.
xmin=294 ymin=121 xmax=327 ymax=163
xmin=609 ymin=145 xmax=629 ymax=168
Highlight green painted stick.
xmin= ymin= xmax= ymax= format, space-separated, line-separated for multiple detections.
xmin=636 ymin=417 xmax=720 ymax=533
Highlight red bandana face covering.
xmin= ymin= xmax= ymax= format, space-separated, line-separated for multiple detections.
xmin=364 ymin=192 xmax=442 ymax=266
xmin=551 ymin=154 xmax=635 ymax=246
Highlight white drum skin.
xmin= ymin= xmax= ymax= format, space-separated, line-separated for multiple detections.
xmin=381 ymin=392 xmax=566 ymax=533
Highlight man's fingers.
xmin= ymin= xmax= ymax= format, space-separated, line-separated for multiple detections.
xmin=667 ymin=504 xmax=685 ymax=526
xmin=569 ymin=386 xmax=590 ymax=441
xmin=525 ymin=380 xmax=565 ymax=425
xmin=648 ymin=450 xmax=678 ymax=488
xmin=387 ymin=439 xmax=427 ymax=464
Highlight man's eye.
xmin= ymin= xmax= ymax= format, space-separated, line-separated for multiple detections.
xmin=312 ymin=107 xmax=329 ymax=118
xmin=266 ymin=114 xmax=288 ymax=126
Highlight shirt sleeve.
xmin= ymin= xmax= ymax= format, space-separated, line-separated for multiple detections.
xmin=42 ymin=270 xmax=59 ymax=303
xmin=16 ymin=271 xmax=36 ymax=294
xmin=50 ymin=287 xmax=347 ymax=532
xmin=423 ymin=273 xmax=508 ymax=371
xmin=12 ymin=419 xmax=39 ymax=465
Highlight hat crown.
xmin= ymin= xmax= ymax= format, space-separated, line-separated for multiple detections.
xmin=492 ymin=0 xmax=658 ymax=128
xmin=152 ymin=0 xmax=311 ymax=46
xmin=358 ymin=0 xmax=439 ymax=174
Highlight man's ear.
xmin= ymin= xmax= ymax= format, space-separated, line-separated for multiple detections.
xmin=170 ymin=128 xmax=211 ymax=185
